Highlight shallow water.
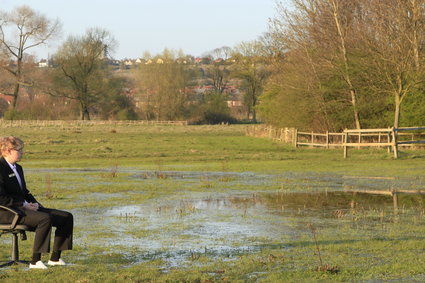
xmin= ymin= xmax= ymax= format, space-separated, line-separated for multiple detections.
xmin=16 ymin=168 xmax=425 ymax=267
xmin=77 ymin=192 xmax=293 ymax=266
xmin=25 ymin=167 xmax=425 ymax=191
xmin=76 ymin=190 xmax=425 ymax=267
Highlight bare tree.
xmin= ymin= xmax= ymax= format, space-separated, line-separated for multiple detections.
xmin=233 ymin=40 xmax=271 ymax=122
xmin=206 ymin=46 xmax=232 ymax=94
xmin=259 ymin=0 xmax=425 ymax=129
xmin=360 ymin=0 xmax=425 ymax=128
xmin=301 ymin=0 xmax=363 ymax=129
xmin=51 ymin=28 xmax=116 ymax=120
xmin=0 ymin=5 xmax=60 ymax=112
xmin=137 ymin=49 xmax=190 ymax=120
xmin=268 ymin=1 xmax=353 ymax=130
xmin=327 ymin=0 xmax=362 ymax=129
xmin=210 ymin=46 xmax=232 ymax=61
xmin=266 ymin=0 xmax=375 ymax=130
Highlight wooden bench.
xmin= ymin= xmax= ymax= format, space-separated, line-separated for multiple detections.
xmin=0 ymin=205 xmax=34 ymax=267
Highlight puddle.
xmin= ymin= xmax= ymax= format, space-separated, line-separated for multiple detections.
xmin=74 ymin=190 xmax=425 ymax=268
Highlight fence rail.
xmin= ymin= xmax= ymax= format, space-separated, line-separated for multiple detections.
xmin=0 ymin=119 xmax=189 ymax=127
xmin=246 ymin=125 xmax=425 ymax=158
xmin=245 ymin=125 xmax=297 ymax=144
xmin=295 ymin=131 xmax=345 ymax=148
xmin=342 ymin=127 xmax=425 ymax=158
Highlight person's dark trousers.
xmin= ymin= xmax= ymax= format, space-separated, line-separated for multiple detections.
xmin=19 ymin=207 xmax=73 ymax=253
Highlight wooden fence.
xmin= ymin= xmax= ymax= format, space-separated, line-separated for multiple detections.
xmin=0 ymin=119 xmax=189 ymax=127
xmin=295 ymin=130 xmax=345 ymax=148
xmin=246 ymin=125 xmax=425 ymax=158
xmin=245 ymin=125 xmax=297 ymax=144
xmin=343 ymin=127 xmax=425 ymax=158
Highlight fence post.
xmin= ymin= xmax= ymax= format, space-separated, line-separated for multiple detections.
xmin=358 ymin=132 xmax=362 ymax=149
xmin=392 ymin=191 xmax=398 ymax=214
xmin=343 ymin=130 xmax=348 ymax=158
xmin=391 ymin=127 xmax=399 ymax=158
xmin=326 ymin=131 xmax=329 ymax=149
xmin=294 ymin=129 xmax=298 ymax=148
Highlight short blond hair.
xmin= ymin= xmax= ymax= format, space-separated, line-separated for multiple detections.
xmin=0 ymin=136 xmax=24 ymax=155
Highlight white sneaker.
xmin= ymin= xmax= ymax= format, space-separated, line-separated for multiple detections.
xmin=29 ymin=260 xmax=48 ymax=269
xmin=47 ymin=258 xmax=66 ymax=266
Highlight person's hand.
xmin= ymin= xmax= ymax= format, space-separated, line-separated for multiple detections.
xmin=23 ymin=202 xmax=39 ymax=211
xmin=31 ymin=202 xmax=39 ymax=210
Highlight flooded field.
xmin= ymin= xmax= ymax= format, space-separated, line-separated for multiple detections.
xmin=2 ymin=166 xmax=424 ymax=282
xmin=1 ymin=124 xmax=425 ymax=281
xmin=33 ymin=168 xmax=423 ymax=269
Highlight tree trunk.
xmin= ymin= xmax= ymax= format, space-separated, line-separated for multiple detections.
xmin=252 ymin=95 xmax=257 ymax=123
xmin=11 ymin=83 xmax=20 ymax=110
xmin=81 ymin=105 xmax=91 ymax=120
xmin=10 ymin=55 xmax=23 ymax=111
xmin=331 ymin=0 xmax=361 ymax=129
xmin=394 ymin=94 xmax=401 ymax=129
xmin=350 ymin=89 xmax=361 ymax=129
xmin=410 ymin=0 xmax=421 ymax=70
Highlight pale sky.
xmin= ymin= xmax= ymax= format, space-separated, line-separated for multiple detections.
xmin=2 ymin=0 xmax=289 ymax=60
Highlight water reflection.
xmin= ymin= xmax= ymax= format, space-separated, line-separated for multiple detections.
xmin=78 ymin=190 xmax=425 ymax=267
xmin=256 ymin=191 xmax=425 ymax=217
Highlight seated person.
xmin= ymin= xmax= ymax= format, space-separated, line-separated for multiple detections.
xmin=0 ymin=136 xmax=73 ymax=269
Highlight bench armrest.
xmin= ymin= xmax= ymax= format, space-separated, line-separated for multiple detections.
xmin=0 ymin=205 xmax=21 ymax=229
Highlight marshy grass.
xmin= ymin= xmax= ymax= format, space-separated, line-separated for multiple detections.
xmin=0 ymin=123 xmax=424 ymax=282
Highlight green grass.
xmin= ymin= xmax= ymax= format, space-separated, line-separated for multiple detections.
xmin=0 ymin=123 xmax=424 ymax=282
xmin=0 ymin=123 xmax=422 ymax=176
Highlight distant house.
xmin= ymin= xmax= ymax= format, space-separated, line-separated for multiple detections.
xmin=6 ymin=60 xmax=17 ymax=68
xmin=108 ymin=59 xmax=120 ymax=66
xmin=226 ymin=57 xmax=237 ymax=63
xmin=227 ymin=100 xmax=243 ymax=107
xmin=0 ymin=93 xmax=13 ymax=105
xmin=144 ymin=58 xmax=164 ymax=64
xmin=195 ymin=57 xmax=212 ymax=64
xmin=38 ymin=59 xmax=49 ymax=68
xmin=123 ymin=60 xmax=133 ymax=69
xmin=176 ymin=59 xmax=187 ymax=64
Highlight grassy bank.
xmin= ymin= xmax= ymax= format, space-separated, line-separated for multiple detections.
xmin=0 ymin=123 xmax=424 ymax=282
xmin=2 ymin=122 xmax=424 ymax=175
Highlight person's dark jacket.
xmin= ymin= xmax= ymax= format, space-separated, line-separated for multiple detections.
xmin=0 ymin=156 xmax=38 ymax=208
